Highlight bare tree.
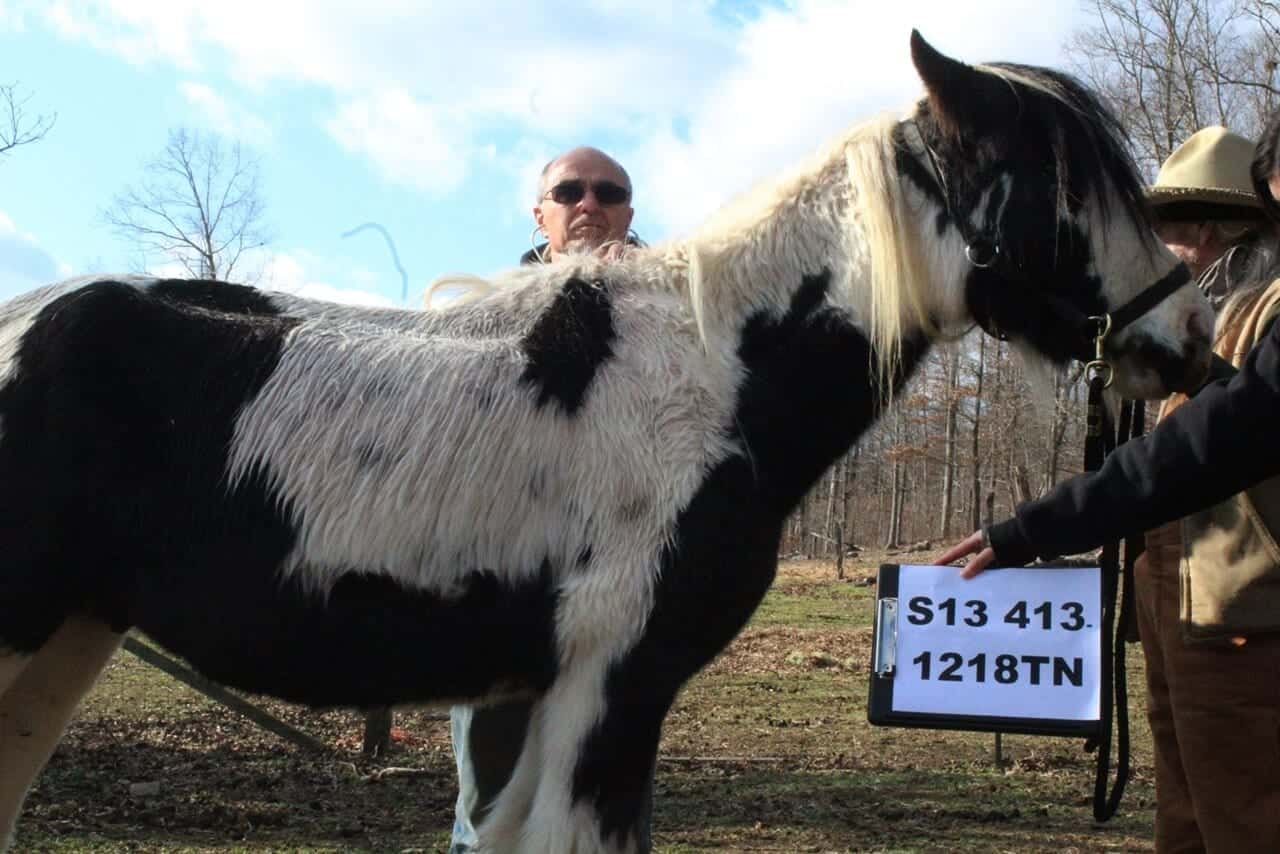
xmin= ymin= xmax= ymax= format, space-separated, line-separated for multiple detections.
xmin=1248 ymin=0 xmax=1280 ymax=46
xmin=1069 ymin=0 xmax=1279 ymax=175
xmin=938 ymin=348 xmax=961 ymax=539
xmin=1 ymin=82 xmax=55 ymax=158
xmin=106 ymin=128 xmax=269 ymax=282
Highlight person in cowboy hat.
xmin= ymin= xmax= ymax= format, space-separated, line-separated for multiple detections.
xmin=1148 ymin=126 xmax=1274 ymax=302
xmin=937 ymin=125 xmax=1280 ymax=853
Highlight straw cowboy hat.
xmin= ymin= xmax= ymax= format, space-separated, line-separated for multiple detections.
xmin=1149 ymin=126 xmax=1265 ymax=220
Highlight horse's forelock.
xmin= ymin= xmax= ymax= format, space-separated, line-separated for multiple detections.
xmin=977 ymin=62 xmax=1155 ymax=248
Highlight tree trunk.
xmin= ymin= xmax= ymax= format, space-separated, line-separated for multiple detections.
xmin=842 ymin=446 xmax=858 ymax=546
xmin=939 ymin=349 xmax=960 ymax=538
xmin=363 ymin=707 xmax=393 ymax=756
xmin=886 ymin=460 xmax=902 ymax=549
xmin=970 ymin=335 xmax=986 ymax=531
xmin=835 ymin=524 xmax=845 ymax=580
xmin=823 ymin=461 xmax=839 ymax=557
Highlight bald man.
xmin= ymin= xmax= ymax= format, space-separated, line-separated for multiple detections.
xmin=523 ymin=145 xmax=637 ymax=263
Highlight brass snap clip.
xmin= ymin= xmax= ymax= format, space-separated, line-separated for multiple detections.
xmin=1084 ymin=314 xmax=1114 ymax=388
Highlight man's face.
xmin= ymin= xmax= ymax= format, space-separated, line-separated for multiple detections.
xmin=534 ymin=151 xmax=634 ymax=259
xmin=1155 ymin=220 xmax=1227 ymax=277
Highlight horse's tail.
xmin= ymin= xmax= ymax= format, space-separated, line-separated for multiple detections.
xmin=423 ymin=273 xmax=495 ymax=310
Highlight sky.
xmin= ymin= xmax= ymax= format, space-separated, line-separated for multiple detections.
xmin=0 ymin=0 xmax=1088 ymax=307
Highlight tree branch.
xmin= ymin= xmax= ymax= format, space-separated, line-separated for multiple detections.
xmin=104 ymin=126 xmax=269 ymax=282
xmin=0 ymin=82 xmax=55 ymax=157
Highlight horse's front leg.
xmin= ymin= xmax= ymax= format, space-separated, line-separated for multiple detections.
xmin=478 ymin=657 xmax=661 ymax=854
xmin=478 ymin=564 xmax=662 ymax=854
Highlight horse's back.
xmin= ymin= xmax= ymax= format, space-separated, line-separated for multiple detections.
xmin=0 ymin=277 xmax=302 ymax=647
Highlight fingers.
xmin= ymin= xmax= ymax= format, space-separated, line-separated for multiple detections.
xmin=932 ymin=530 xmax=984 ymax=566
xmin=960 ymin=548 xmax=996 ymax=579
xmin=934 ymin=531 xmax=995 ymax=580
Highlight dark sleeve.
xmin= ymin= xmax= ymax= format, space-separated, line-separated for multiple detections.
xmin=987 ymin=319 xmax=1280 ymax=566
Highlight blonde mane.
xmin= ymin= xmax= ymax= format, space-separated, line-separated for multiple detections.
xmin=683 ymin=112 xmax=933 ymax=381
xmin=424 ymin=273 xmax=496 ymax=309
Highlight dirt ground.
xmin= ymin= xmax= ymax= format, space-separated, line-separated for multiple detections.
xmin=16 ymin=556 xmax=1155 ymax=852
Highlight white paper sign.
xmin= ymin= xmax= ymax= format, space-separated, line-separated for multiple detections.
xmin=890 ymin=564 xmax=1102 ymax=721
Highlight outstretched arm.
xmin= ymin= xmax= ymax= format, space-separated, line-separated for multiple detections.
xmin=937 ymin=318 xmax=1280 ymax=575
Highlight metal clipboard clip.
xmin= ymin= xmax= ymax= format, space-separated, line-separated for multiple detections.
xmin=874 ymin=597 xmax=898 ymax=678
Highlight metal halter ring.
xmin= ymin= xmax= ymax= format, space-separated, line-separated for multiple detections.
xmin=965 ymin=239 xmax=999 ymax=269
xmin=1085 ymin=359 xmax=1115 ymax=388
xmin=1086 ymin=314 xmax=1114 ymax=387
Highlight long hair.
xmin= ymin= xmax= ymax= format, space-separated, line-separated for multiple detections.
xmin=1252 ymin=109 xmax=1280 ymax=224
xmin=1210 ymin=230 xmax=1280 ymax=336
xmin=685 ymin=114 xmax=931 ymax=382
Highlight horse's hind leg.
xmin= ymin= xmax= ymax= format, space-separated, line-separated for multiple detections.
xmin=0 ymin=654 xmax=31 ymax=705
xmin=0 ymin=617 xmax=122 ymax=851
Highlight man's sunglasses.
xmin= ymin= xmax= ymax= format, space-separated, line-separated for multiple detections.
xmin=544 ymin=179 xmax=631 ymax=207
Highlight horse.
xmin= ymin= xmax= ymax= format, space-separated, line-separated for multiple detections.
xmin=0 ymin=31 xmax=1211 ymax=853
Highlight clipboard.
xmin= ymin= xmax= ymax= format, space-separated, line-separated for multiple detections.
xmin=868 ymin=563 xmax=1103 ymax=738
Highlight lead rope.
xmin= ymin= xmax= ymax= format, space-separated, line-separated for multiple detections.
xmin=1083 ymin=318 xmax=1138 ymax=822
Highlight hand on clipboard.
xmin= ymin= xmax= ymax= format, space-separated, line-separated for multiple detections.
xmin=933 ymin=530 xmax=994 ymax=578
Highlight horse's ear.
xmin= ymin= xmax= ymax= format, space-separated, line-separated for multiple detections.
xmin=910 ymin=30 xmax=1008 ymax=137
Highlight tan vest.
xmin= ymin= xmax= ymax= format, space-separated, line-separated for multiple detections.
xmin=1175 ymin=278 xmax=1280 ymax=641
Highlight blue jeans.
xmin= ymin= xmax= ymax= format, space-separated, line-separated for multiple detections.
xmin=449 ymin=699 xmax=655 ymax=852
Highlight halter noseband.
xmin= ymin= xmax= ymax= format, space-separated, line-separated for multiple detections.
xmin=914 ymin=123 xmax=1192 ymax=386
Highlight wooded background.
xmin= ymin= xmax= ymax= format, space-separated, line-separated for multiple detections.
xmin=781 ymin=0 xmax=1279 ymax=559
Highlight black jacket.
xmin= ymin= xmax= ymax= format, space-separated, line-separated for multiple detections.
xmin=988 ymin=321 xmax=1280 ymax=566
xmin=519 ymin=236 xmax=642 ymax=267
xmin=521 ymin=244 xmax=550 ymax=266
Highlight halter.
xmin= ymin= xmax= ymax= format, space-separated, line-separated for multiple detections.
xmin=915 ymin=125 xmax=1192 ymax=386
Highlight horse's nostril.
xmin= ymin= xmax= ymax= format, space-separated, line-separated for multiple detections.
xmin=1187 ymin=308 xmax=1213 ymax=342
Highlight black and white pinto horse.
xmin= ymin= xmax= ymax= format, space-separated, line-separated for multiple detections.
xmin=0 ymin=33 xmax=1210 ymax=853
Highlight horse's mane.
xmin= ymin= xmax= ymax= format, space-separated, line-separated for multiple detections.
xmin=975 ymin=62 xmax=1154 ymax=247
xmin=684 ymin=113 xmax=930 ymax=382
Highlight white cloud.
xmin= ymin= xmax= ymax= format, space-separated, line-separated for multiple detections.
xmin=179 ymin=81 xmax=272 ymax=146
xmin=40 ymin=0 xmax=201 ymax=69
xmin=258 ymin=250 xmax=396 ymax=307
xmin=627 ymin=0 xmax=1089 ymax=236
xmin=29 ymin=2 xmax=731 ymax=114
xmin=15 ymin=1 xmax=733 ymax=195
xmin=0 ymin=209 xmax=70 ymax=300
xmin=16 ymin=0 xmax=1088 ymax=218
xmin=327 ymin=91 xmax=468 ymax=194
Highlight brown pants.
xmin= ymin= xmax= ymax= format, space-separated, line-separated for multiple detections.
xmin=1136 ymin=522 xmax=1280 ymax=853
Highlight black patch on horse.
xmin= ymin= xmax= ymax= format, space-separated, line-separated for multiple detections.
xmin=570 ymin=270 xmax=929 ymax=846
xmin=520 ymin=276 xmax=616 ymax=415
xmin=150 ymin=278 xmax=284 ymax=315
xmin=0 ymin=279 xmax=298 ymax=653
xmin=139 ymin=560 xmax=561 ymax=708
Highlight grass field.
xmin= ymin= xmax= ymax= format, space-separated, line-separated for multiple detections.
xmin=16 ymin=556 xmax=1156 ymax=852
